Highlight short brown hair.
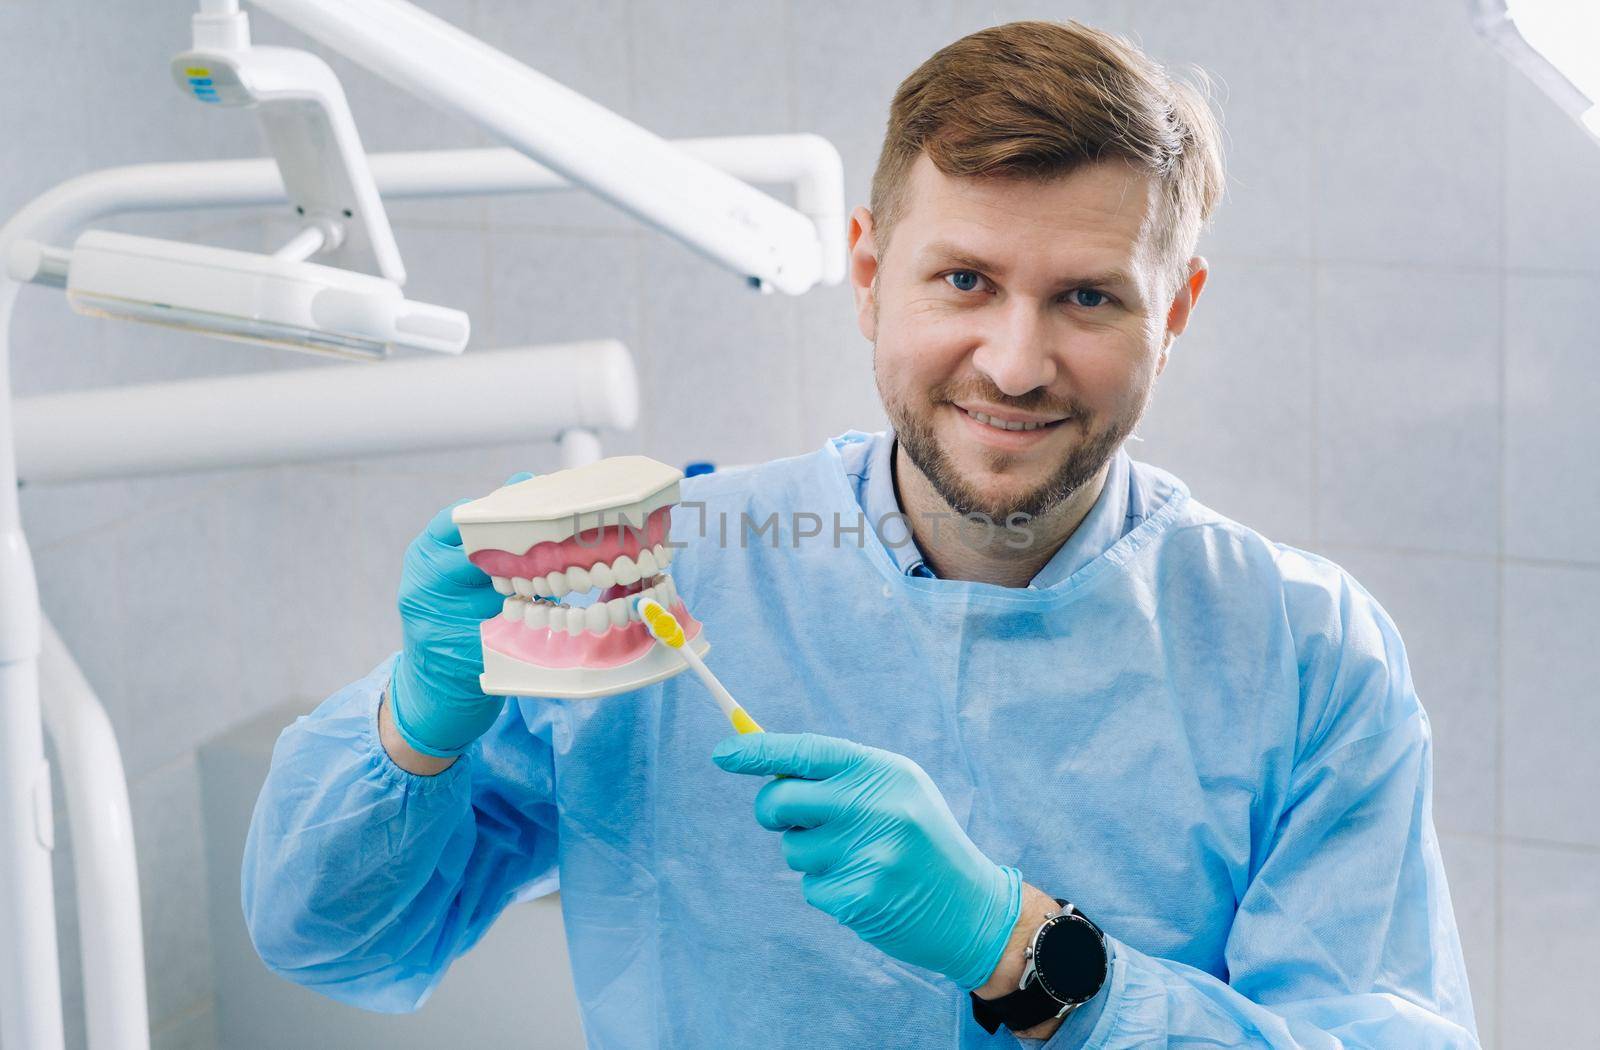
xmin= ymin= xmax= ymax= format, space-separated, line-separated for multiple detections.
xmin=870 ymin=20 xmax=1225 ymax=287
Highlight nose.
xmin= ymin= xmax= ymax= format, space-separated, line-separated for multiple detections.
xmin=969 ymin=302 xmax=1058 ymax=397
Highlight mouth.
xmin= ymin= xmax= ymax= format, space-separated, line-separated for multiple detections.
xmin=453 ymin=456 xmax=708 ymax=699
xmin=951 ymin=403 xmax=1070 ymax=445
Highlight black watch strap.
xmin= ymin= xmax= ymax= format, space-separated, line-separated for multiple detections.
xmin=969 ymin=899 xmax=1106 ymax=1035
xmin=970 ymin=976 xmax=1067 ymax=1035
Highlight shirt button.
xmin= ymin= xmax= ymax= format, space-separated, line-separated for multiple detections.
xmin=882 ymin=583 xmax=894 ymax=598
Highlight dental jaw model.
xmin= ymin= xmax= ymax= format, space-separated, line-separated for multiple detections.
xmin=452 ymin=456 xmax=708 ymax=699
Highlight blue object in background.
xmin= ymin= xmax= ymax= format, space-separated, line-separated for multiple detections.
xmin=683 ymin=461 xmax=716 ymax=477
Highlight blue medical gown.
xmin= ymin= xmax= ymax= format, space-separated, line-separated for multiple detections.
xmin=242 ymin=434 xmax=1479 ymax=1048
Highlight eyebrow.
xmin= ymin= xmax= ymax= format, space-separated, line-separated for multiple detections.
xmin=917 ymin=240 xmax=1135 ymax=290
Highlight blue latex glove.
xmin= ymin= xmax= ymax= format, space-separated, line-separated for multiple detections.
xmin=390 ymin=473 xmax=533 ymax=757
xmin=712 ymin=732 xmax=1023 ymax=990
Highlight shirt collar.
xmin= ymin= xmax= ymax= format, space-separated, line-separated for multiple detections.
xmin=843 ymin=430 xmax=1136 ymax=588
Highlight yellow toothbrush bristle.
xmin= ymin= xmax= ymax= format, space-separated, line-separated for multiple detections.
xmin=639 ymin=599 xmax=685 ymax=648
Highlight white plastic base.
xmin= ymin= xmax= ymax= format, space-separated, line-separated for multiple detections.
xmin=479 ymin=636 xmax=709 ymax=700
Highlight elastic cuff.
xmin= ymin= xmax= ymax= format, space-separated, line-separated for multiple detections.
xmin=1041 ymin=936 xmax=1125 ymax=1049
xmin=955 ymin=864 xmax=1024 ymax=991
xmin=361 ymin=662 xmax=470 ymax=794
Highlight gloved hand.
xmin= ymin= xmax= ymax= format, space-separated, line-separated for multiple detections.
xmin=390 ymin=473 xmax=532 ymax=757
xmin=712 ymin=732 xmax=1023 ymax=990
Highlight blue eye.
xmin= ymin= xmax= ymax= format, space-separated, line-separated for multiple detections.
xmin=944 ymin=270 xmax=982 ymax=293
xmin=1071 ymin=288 xmax=1108 ymax=308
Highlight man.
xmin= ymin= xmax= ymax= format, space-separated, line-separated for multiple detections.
xmin=243 ymin=20 xmax=1480 ymax=1048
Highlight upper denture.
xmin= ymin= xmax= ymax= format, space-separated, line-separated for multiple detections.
xmin=468 ymin=505 xmax=673 ymax=580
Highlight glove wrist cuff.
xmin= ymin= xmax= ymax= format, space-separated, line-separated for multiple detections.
xmin=953 ymin=865 xmax=1024 ymax=991
xmin=387 ymin=671 xmax=470 ymax=758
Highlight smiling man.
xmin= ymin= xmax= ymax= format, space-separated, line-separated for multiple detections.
xmin=243 ymin=20 xmax=1480 ymax=1050
xmin=863 ymin=151 xmax=1204 ymax=587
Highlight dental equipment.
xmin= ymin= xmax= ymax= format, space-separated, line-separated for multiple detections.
xmin=453 ymin=457 xmax=709 ymax=700
xmin=0 ymin=0 xmax=845 ymax=1042
xmin=243 ymin=0 xmax=836 ymax=295
xmin=13 ymin=341 xmax=636 ymax=485
xmin=637 ymin=596 xmax=766 ymax=736
xmin=3 ymin=13 xmax=474 ymax=361
xmin=6 ymin=231 xmax=469 ymax=361
xmin=169 ymin=40 xmax=406 ymax=281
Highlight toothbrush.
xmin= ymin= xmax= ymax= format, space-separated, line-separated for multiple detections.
xmin=636 ymin=596 xmax=765 ymax=734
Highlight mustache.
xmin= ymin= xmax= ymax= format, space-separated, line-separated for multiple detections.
xmin=928 ymin=380 xmax=1083 ymax=418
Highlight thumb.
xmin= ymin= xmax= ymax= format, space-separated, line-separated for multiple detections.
xmin=712 ymin=732 xmax=864 ymax=780
xmin=426 ymin=471 xmax=532 ymax=546
xmin=424 ymin=499 xmax=472 ymax=546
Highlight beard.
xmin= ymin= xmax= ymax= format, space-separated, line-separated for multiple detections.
xmin=875 ymin=355 xmax=1145 ymax=523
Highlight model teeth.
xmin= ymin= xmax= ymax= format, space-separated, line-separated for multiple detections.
xmin=969 ymin=410 xmax=1050 ymax=432
xmin=497 ymin=576 xmax=678 ymax=638
xmin=492 ymin=545 xmax=684 ymax=638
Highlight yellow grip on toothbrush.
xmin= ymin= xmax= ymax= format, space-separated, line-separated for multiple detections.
xmin=729 ymin=707 xmax=764 ymax=734
xmin=640 ymin=599 xmax=686 ymax=648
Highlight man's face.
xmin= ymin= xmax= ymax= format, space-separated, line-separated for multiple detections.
xmin=850 ymin=154 xmax=1206 ymax=522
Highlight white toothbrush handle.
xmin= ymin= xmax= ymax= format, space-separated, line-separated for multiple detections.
xmin=679 ymin=646 xmax=740 ymax=721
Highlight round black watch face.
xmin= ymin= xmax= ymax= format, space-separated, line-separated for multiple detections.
xmin=1033 ymin=915 xmax=1107 ymax=1003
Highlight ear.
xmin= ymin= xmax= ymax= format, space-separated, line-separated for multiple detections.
xmin=1157 ymin=256 xmax=1209 ymax=375
xmin=848 ymin=205 xmax=880 ymax=343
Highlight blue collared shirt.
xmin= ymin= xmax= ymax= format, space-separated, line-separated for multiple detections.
xmin=840 ymin=430 xmax=1141 ymax=588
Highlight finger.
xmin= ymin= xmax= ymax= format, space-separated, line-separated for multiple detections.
xmin=780 ymin=825 xmax=844 ymax=876
xmin=424 ymin=499 xmax=473 ymax=546
xmin=800 ymin=872 xmax=853 ymax=920
xmin=415 ymin=501 xmax=500 ymax=592
xmin=712 ymin=732 xmax=865 ymax=780
xmin=752 ymin=776 xmax=833 ymax=831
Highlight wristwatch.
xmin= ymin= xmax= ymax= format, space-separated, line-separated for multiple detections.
xmin=969 ymin=899 xmax=1108 ymax=1035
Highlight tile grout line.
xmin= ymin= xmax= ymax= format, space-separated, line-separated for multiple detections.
xmin=782 ymin=0 xmax=805 ymax=457
xmin=1492 ymin=49 xmax=1509 ymax=1050
xmin=1497 ymin=833 xmax=1600 ymax=856
xmin=1304 ymin=1 xmax=1320 ymax=552
xmin=1316 ymin=543 xmax=1600 ymax=573
xmin=148 ymin=993 xmax=214 ymax=1037
xmin=1441 ymin=829 xmax=1600 ymax=855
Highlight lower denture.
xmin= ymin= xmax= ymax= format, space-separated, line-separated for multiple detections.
xmin=482 ymin=597 xmax=701 ymax=670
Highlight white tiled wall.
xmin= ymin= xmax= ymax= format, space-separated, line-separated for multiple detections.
xmin=4 ymin=2 xmax=1595 ymax=1048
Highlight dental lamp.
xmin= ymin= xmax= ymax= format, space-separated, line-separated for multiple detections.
xmin=7 ymin=0 xmax=843 ymax=363
xmin=6 ymin=231 xmax=469 ymax=361
xmin=5 ymin=14 xmax=474 ymax=359
xmin=1473 ymin=0 xmax=1600 ymax=138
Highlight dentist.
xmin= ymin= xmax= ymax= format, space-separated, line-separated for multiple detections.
xmin=244 ymin=19 xmax=1479 ymax=1049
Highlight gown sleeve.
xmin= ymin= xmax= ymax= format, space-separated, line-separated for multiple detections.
xmin=1040 ymin=554 xmax=1481 ymax=1049
xmin=240 ymin=653 xmax=560 ymax=1012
